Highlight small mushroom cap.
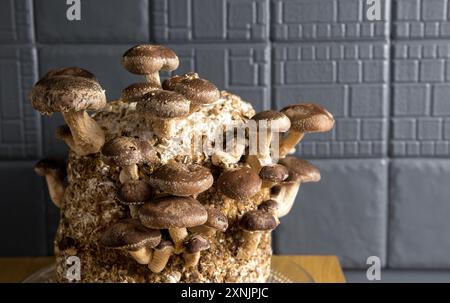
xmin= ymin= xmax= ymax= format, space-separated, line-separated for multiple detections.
xmin=217 ymin=167 xmax=262 ymax=200
xmin=162 ymin=72 xmax=220 ymax=106
xmin=281 ymin=103 xmax=334 ymax=133
xmin=100 ymin=218 xmax=161 ymax=250
xmin=118 ymin=180 xmax=153 ymax=205
xmin=279 ymin=156 xmax=321 ymax=183
xmin=122 ymin=45 xmax=179 ymax=74
xmin=239 ymin=210 xmax=278 ymax=231
xmin=148 ymin=162 xmax=213 ymax=197
xmin=204 ymin=207 xmax=228 ymax=232
xmin=183 ymin=234 xmax=210 ymax=253
xmin=121 ymin=82 xmax=159 ymax=103
xmin=155 ymin=239 xmax=174 ymax=250
xmin=42 ymin=67 xmax=97 ymax=81
xmin=139 ymin=196 xmax=207 ymax=229
xmin=101 ymin=137 xmax=158 ymax=167
xmin=251 ymin=110 xmax=291 ymax=132
xmin=34 ymin=158 xmax=66 ymax=179
xmin=136 ymin=90 xmax=190 ymax=119
xmin=259 ymin=164 xmax=289 ymax=183
xmin=258 ymin=200 xmax=279 ymax=213
xmin=29 ymin=75 xmax=106 ymax=114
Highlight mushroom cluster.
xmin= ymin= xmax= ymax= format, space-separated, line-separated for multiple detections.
xmin=31 ymin=44 xmax=334 ymax=279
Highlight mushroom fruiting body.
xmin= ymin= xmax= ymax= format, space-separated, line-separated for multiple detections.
xmin=118 ymin=180 xmax=153 ymax=218
xmin=148 ymin=240 xmax=174 ymax=273
xmin=121 ymin=82 xmax=160 ymax=103
xmin=139 ymin=196 xmax=207 ymax=253
xmin=122 ymin=44 xmax=179 ymax=87
xmin=101 ymin=136 xmax=158 ymax=183
xmin=259 ymin=164 xmax=289 ymax=189
xmin=163 ymin=72 xmax=220 ymax=112
xmin=273 ymin=157 xmax=321 ymax=218
xmin=29 ymin=73 xmax=106 ymax=156
xmin=136 ymin=90 xmax=190 ymax=139
xmin=217 ymin=167 xmax=262 ymax=201
xmin=100 ymin=218 xmax=161 ymax=264
xmin=34 ymin=159 xmax=66 ymax=208
xmin=148 ymin=162 xmax=214 ymax=198
xmin=279 ymin=103 xmax=334 ymax=158
xmin=248 ymin=110 xmax=291 ymax=168
xmin=182 ymin=234 xmax=210 ymax=268
xmin=190 ymin=206 xmax=228 ymax=237
xmin=237 ymin=210 xmax=278 ymax=259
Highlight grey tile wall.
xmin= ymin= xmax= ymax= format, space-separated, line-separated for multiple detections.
xmin=1 ymin=0 xmax=450 ymax=273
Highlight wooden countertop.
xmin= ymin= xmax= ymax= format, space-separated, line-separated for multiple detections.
xmin=0 ymin=255 xmax=345 ymax=283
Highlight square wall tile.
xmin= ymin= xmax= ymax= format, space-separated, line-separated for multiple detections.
xmin=0 ymin=47 xmax=40 ymax=160
xmin=273 ymin=42 xmax=389 ymax=158
xmin=389 ymin=159 xmax=450 ymax=268
xmin=35 ymin=0 xmax=149 ymax=43
xmin=0 ymin=0 xmax=33 ymax=43
xmin=274 ymin=159 xmax=388 ymax=269
xmin=271 ymin=0 xmax=390 ymax=41
xmin=152 ymin=0 xmax=269 ymax=42
xmin=0 ymin=162 xmax=47 ymax=256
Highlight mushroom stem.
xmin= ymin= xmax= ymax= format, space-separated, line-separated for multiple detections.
xmin=189 ymin=225 xmax=216 ymax=237
xmin=151 ymin=118 xmax=178 ymax=139
xmin=148 ymin=246 xmax=173 ymax=273
xmin=119 ymin=164 xmax=139 ymax=183
xmin=144 ymin=73 xmax=162 ymax=87
xmin=128 ymin=246 xmax=152 ymax=264
xmin=63 ymin=111 xmax=105 ymax=156
xmin=271 ymin=182 xmax=301 ymax=218
xmin=44 ymin=174 xmax=65 ymax=208
xmin=183 ymin=252 xmax=201 ymax=268
xmin=237 ymin=230 xmax=262 ymax=259
xmin=245 ymin=155 xmax=262 ymax=173
xmin=279 ymin=131 xmax=304 ymax=158
xmin=168 ymin=228 xmax=188 ymax=253
xmin=129 ymin=205 xmax=140 ymax=218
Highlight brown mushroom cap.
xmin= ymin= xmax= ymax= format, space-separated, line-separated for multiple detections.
xmin=100 ymin=218 xmax=161 ymax=251
xmin=258 ymin=200 xmax=279 ymax=213
xmin=279 ymin=156 xmax=321 ymax=183
xmin=217 ymin=167 xmax=262 ymax=200
xmin=259 ymin=164 xmax=289 ymax=183
xmin=29 ymin=75 xmax=106 ymax=114
xmin=122 ymin=45 xmax=179 ymax=75
xmin=204 ymin=207 xmax=228 ymax=232
xmin=136 ymin=90 xmax=190 ymax=119
xmin=148 ymin=162 xmax=213 ymax=197
xmin=101 ymin=137 xmax=158 ymax=167
xmin=251 ymin=110 xmax=291 ymax=132
xmin=42 ymin=67 xmax=97 ymax=81
xmin=162 ymin=72 xmax=220 ymax=106
xmin=121 ymin=82 xmax=159 ymax=103
xmin=118 ymin=180 xmax=153 ymax=205
xmin=139 ymin=196 xmax=207 ymax=229
xmin=239 ymin=210 xmax=278 ymax=231
xmin=34 ymin=158 xmax=66 ymax=179
xmin=183 ymin=234 xmax=210 ymax=254
xmin=281 ymin=103 xmax=334 ymax=133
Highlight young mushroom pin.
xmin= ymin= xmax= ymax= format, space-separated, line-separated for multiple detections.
xmin=237 ymin=210 xmax=278 ymax=259
xmin=34 ymin=158 xmax=67 ymax=208
xmin=148 ymin=240 xmax=174 ymax=273
xmin=273 ymin=156 xmax=321 ymax=218
xmin=101 ymin=136 xmax=158 ymax=183
xmin=182 ymin=234 xmax=210 ymax=268
xmin=163 ymin=72 xmax=220 ymax=112
xmin=122 ymin=44 xmax=179 ymax=87
xmin=29 ymin=73 xmax=106 ymax=156
xmin=118 ymin=180 xmax=153 ymax=218
xmin=279 ymin=103 xmax=334 ymax=158
xmin=100 ymin=218 xmax=161 ymax=264
xmin=136 ymin=90 xmax=190 ymax=139
xmin=139 ymin=196 xmax=207 ymax=253
xmin=148 ymin=162 xmax=214 ymax=198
